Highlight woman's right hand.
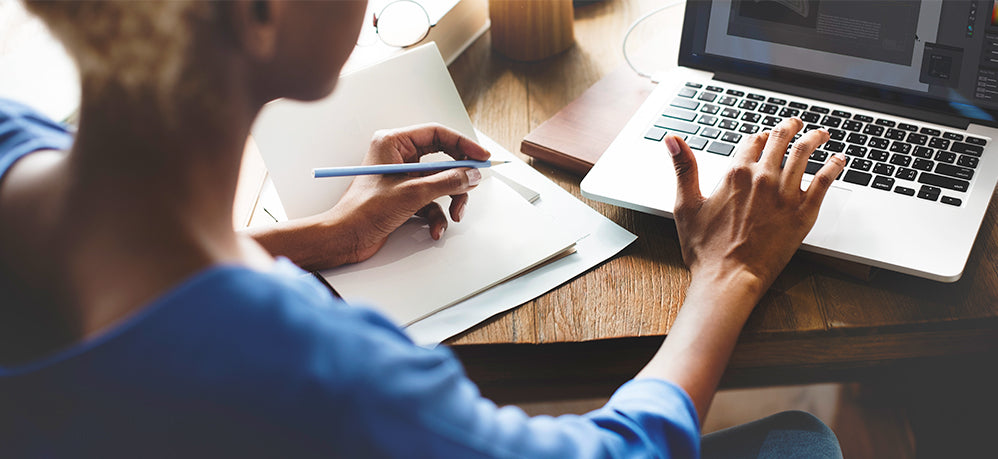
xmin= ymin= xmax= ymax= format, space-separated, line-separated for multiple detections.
xmin=665 ymin=117 xmax=847 ymax=297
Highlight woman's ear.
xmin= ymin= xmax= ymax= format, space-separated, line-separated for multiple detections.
xmin=228 ymin=0 xmax=284 ymax=61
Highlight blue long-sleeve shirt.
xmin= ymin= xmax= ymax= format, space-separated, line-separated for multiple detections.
xmin=0 ymin=99 xmax=700 ymax=458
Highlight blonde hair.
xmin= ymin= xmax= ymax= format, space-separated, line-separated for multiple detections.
xmin=22 ymin=0 xmax=213 ymax=106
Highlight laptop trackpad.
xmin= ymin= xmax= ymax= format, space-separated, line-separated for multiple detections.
xmin=804 ymin=185 xmax=852 ymax=246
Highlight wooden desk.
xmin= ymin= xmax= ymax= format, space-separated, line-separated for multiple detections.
xmin=442 ymin=0 xmax=998 ymax=403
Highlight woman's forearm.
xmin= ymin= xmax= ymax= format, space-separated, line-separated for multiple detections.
xmin=636 ymin=268 xmax=766 ymax=423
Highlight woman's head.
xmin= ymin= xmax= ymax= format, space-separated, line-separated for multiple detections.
xmin=22 ymin=1 xmax=367 ymax=112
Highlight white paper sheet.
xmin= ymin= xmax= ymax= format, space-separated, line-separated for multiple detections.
xmin=318 ymin=175 xmax=581 ymax=326
xmin=405 ymin=131 xmax=637 ymax=346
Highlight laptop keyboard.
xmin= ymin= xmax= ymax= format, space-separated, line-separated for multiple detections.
xmin=643 ymin=81 xmax=989 ymax=207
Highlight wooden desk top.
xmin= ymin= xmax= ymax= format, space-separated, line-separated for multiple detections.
xmin=441 ymin=0 xmax=998 ymax=400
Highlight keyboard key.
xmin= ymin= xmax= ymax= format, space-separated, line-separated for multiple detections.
xmin=699 ymin=92 xmax=717 ymax=102
xmin=804 ymin=160 xmax=823 ymax=175
xmin=767 ymin=97 xmax=787 ymax=105
xmin=868 ymin=138 xmax=890 ymax=149
xmin=705 ymin=85 xmax=724 ymax=92
xmin=854 ymin=114 xmax=874 ymax=123
xmin=687 ymin=136 xmax=709 ymax=150
xmin=918 ymin=172 xmax=969 ymax=192
xmin=672 ymin=97 xmax=699 ymax=110
xmin=741 ymin=112 xmax=761 ymax=123
xmin=644 ymin=126 xmax=667 ymax=141
xmin=718 ymin=96 xmax=738 ymax=106
xmin=941 ymin=196 xmax=962 ymax=206
xmin=701 ymin=127 xmax=721 ymax=139
xmin=906 ymin=133 xmax=928 ymax=145
xmin=885 ymin=128 xmax=907 ymax=140
xmin=843 ymin=170 xmax=872 ymax=186
xmin=810 ymin=150 xmax=828 ymax=161
xmin=707 ymin=141 xmax=735 ymax=156
xmin=779 ymin=107 xmax=800 ymax=117
xmin=747 ymin=93 xmax=766 ymax=101
xmin=894 ymin=186 xmax=915 ymax=196
xmin=810 ymin=106 xmax=830 ymax=114
xmin=832 ymin=109 xmax=851 ymax=118
xmin=789 ymin=101 xmax=808 ymax=109
xmin=889 ymin=154 xmax=912 ymax=166
xmin=759 ymin=103 xmax=780 ymax=115
xmin=828 ymin=129 xmax=845 ymax=141
xmin=873 ymin=162 xmax=895 ymax=176
xmin=846 ymin=133 xmax=868 ymax=144
xmin=872 ymin=175 xmax=895 ymax=190
xmin=966 ymin=136 xmax=987 ymax=145
xmin=678 ymin=88 xmax=697 ymax=98
xmin=654 ymin=117 xmax=700 ymax=134
xmin=852 ymin=158 xmax=873 ymax=171
xmin=662 ymin=107 xmax=697 ymax=121
xmin=917 ymin=185 xmax=941 ymax=201
xmin=868 ymin=149 xmax=889 ymax=162
xmin=920 ymin=127 xmax=941 ymax=136
xmin=726 ymin=89 xmax=745 ymax=96
xmin=820 ymin=116 xmax=842 ymax=128
xmin=895 ymin=167 xmax=917 ymax=181
xmin=762 ymin=116 xmax=782 ymax=127
xmin=889 ymin=142 xmax=912 ymax=154
xmin=943 ymin=132 xmax=964 ymax=141
xmin=825 ymin=141 xmax=845 ymax=152
xmin=928 ymin=137 xmax=950 ymax=149
xmin=952 ymin=142 xmax=984 ymax=156
xmin=739 ymin=100 xmax=759 ymax=110
xmin=685 ymin=82 xmax=703 ymax=88
xmin=934 ymin=150 xmax=957 ymax=163
xmin=721 ymin=132 xmax=742 ymax=143
xmin=842 ymin=120 xmax=863 ymax=132
xmin=846 ymin=145 xmax=867 ymax=157
xmin=804 ymin=123 xmax=822 ymax=133
xmin=898 ymin=122 xmax=918 ymax=131
xmin=801 ymin=111 xmax=821 ymax=123
xmin=719 ymin=119 xmax=738 ymax=130
xmin=958 ymin=155 xmax=979 ymax=168
xmin=912 ymin=158 xmax=934 ymax=171
xmin=698 ymin=115 xmax=718 ymax=126
xmin=863 ymin=125 xmax=885 ymax=136
xmin=701 ymin=104 xmax=720 ymax=114
xmin=912 ymin=146 xmax=933 ymax=158
xmin=739 ymin=123 xmax=760 ymax=134
xmin=876 ymin=118 xmax=897 ymax=127
xmin=935 ymin=163 xmax=975 ymax=180
xmin=720 ymin=108 xmax=740 ymax=118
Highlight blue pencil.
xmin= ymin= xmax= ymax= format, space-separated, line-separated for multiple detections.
xmin=312 ymin=160 xmax=509 ymax=178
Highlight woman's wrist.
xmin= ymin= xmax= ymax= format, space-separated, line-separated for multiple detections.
xmin=687 ymin=263 xmax=769 ymax=315
xmin=243 ymin=211 xmax=358 ymax=271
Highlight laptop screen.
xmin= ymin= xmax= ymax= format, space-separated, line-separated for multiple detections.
xmin=680 ymin=1 xmax=998 ymax=126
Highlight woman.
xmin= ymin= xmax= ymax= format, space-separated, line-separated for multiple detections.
xmin=0 ymin=1 xmax=845 ymax=457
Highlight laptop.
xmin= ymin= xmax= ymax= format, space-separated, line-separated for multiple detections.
xmin=581 ymin=0 xmax=998 ymax=282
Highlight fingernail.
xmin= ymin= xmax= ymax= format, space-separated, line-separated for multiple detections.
xmin=466 ymin=168 xmax=482 ymax=187
xmin=665 ymin=136 xmax=681 ymax=156
xmin=833 ymin=152 xmax=847 ymax=163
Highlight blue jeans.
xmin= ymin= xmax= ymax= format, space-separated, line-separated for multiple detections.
xmin=701 ymin=410 xmax=843 ymax=459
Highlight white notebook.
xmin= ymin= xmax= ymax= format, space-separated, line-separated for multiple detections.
xmin=318 ymin=176 xmax=579 ymax=326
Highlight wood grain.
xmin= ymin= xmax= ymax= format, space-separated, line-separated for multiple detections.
xmin=440 ymin=0 xmax=998 ymax=397
xmin=489 ymin=0 xmax=575 ymax=62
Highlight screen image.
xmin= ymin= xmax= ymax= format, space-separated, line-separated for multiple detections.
xmin=690 ymin=1 xmax=998 ymax=119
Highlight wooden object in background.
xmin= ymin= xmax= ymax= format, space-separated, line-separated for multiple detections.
xmin=520 ymin=66 xmax=655 ymax=175
xmin=489 ymin=0 xmax=575 ymax=61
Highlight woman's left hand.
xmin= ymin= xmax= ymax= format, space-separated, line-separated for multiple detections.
xmin=244 ymin=123 xmax=490 ymax=271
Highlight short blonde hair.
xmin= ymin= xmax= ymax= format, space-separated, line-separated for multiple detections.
xmin=22 ymin=0 xmax=212 ymax=103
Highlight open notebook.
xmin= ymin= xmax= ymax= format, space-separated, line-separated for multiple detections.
xmin=319 ymin=176 xmax=580 ymax=326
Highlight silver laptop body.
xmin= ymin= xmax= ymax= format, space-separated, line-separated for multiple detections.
xmin=582 ymin=0 xmax=998 ymax=282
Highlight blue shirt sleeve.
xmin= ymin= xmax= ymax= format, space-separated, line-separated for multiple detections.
xmin=0 ymin=98 xmax=74 ymax=179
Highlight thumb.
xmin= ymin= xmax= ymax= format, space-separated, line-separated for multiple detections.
xmin=408 ymin=167 xmax=482 ymax=204
xmin=665 ymin=135 xmax=703 ymax=213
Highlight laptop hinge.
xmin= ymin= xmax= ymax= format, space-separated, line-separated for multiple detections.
xmin=713 ymin=72 xmax=972 ymax=130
